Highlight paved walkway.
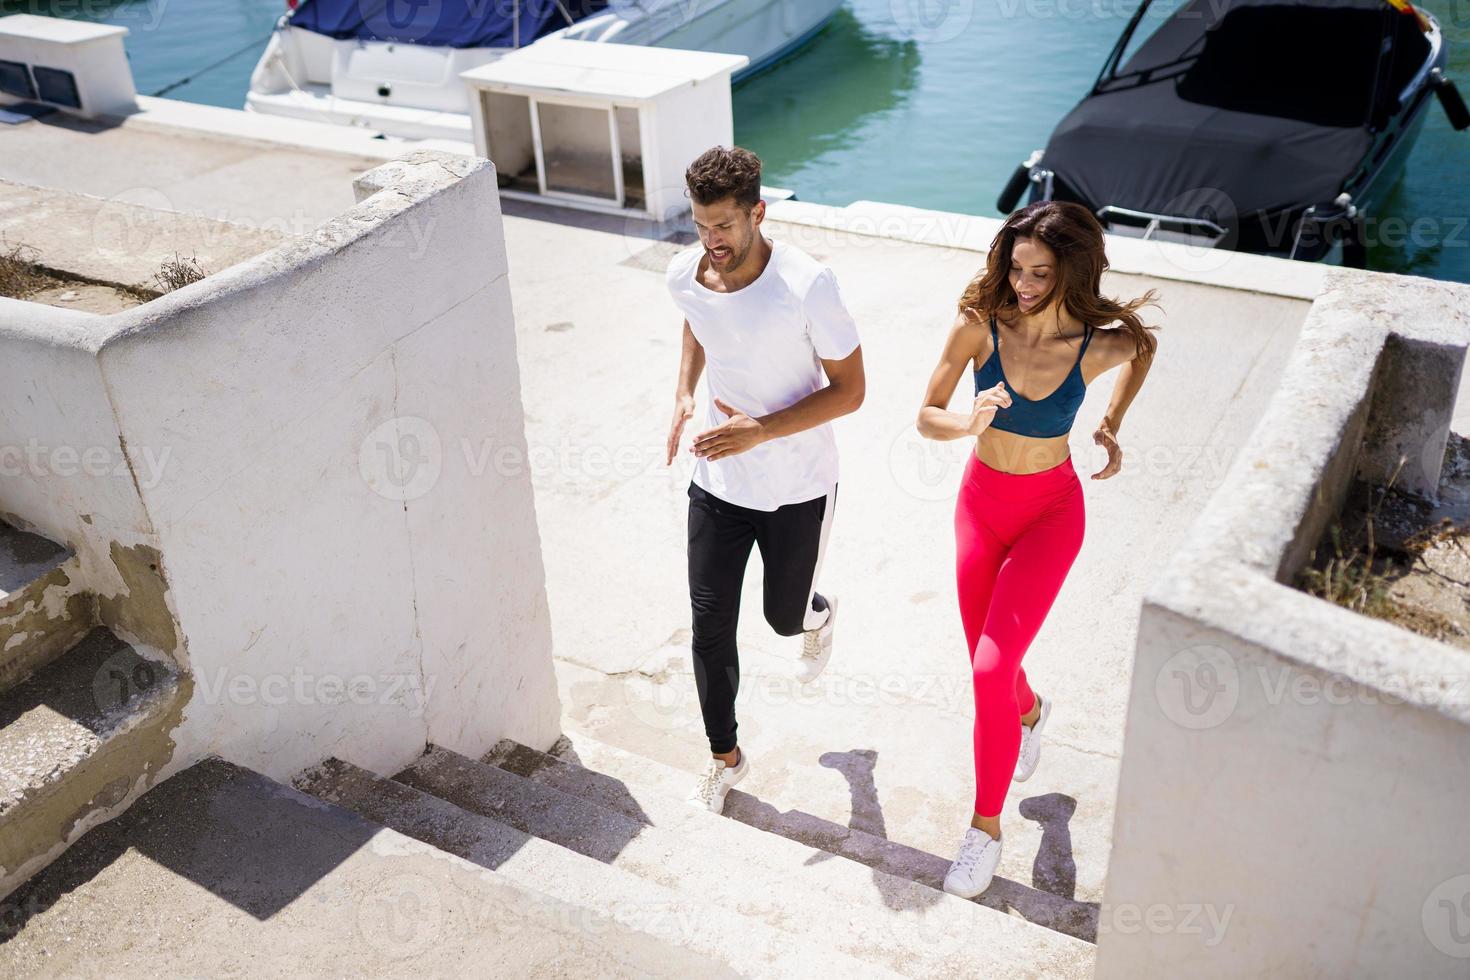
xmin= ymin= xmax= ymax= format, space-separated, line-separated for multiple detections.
xmin=501 ymin=203 xmax=1314 ymax=917
xmin=5 ymin=112 xmax=1461 ymax=931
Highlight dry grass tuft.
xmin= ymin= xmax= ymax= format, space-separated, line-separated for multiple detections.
xmin=153 ymin=253 xmax=207 ymax=293
xmin=0 ymin=238 xmax=48 ymax=300
xmin=1300 ymin=457 xmax=1406 ymax=617
xmin=1299 ymin=455 xmax=1470 ymax=639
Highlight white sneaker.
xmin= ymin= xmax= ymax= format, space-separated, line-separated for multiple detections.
xmin=686 ymin=750 xmax=748 ymax=814
xmin=1013 ymin=694 xmax=1051 ymax=783
xmin=796 ymin=595 xmax=838 ymax=684
xmin=943 ymin=827 xmax=1003 ymax=898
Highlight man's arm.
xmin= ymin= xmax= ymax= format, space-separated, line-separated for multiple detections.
xmin=754 ymin=346 xmax=865 ymax=438
xmin=691 ymin=346 xmax=864 ymax=462
xmin=666 ymin=319 xmax=705 ymax=466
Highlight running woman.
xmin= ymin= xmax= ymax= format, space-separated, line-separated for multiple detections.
xmin=915 ymin=201 xmax=1159 ymax=897
xmin=664 ymin=146 xmax=866 ymax=814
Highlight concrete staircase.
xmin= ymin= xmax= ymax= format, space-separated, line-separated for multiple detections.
xmin=0 ymin=757 xmax=732 ymax=977
xmin=296 ymin=733 xmax=1096 ymax=977
xmin=0 ymin=722 xmax=1095 ymax=975
xmin=0 ymin=517 xmax=188 ymax=898
xmin=0 ymin=517 xmax=89 ymax=691
xmin=0 ymin=510 xmax=1093 ymax=976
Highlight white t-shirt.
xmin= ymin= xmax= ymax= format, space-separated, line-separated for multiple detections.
xmin=667 ymin=236 xmax=862 ymax=512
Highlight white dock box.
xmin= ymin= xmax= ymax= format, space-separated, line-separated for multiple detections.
xmin=460 ymin=39 xmax=748 ymax=219
xmin=0 ymin=14 xmax=136 ymax=119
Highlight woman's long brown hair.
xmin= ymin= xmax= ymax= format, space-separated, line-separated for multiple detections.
xmin=958 ymin=201 xmax=1160 ymax=358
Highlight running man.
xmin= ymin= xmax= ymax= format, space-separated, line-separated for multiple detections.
xmin=664 ymin=146 xmax=866 ymax=814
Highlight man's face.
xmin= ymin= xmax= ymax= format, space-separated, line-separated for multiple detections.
xmin=691 ymin=196 xmax=764 ymax=273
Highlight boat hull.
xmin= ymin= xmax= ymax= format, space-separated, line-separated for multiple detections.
xmin=246 ymin=0 xmax=841 ymax=141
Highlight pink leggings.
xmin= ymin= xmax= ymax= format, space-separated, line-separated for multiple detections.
xmin=955 ymin=451 xmax=1085 ymax=817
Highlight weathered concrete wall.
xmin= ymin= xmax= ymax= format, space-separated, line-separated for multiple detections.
xmin=95 ymin=150 xmax=560 ymax=781
xmin=1099 ymin=268 xmax=1470 ymax=978
xmin=1 ymin=150 xmax=560 ymax=788
xmin=0 ymin=301 xmax=180 ymax=662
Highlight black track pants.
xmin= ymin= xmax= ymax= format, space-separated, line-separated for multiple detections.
xmin=686 ymin=480 xmax=836 ymax=754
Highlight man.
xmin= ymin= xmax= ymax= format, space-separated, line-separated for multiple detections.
xmin=664 ymin=146 xmax=865 ymax=814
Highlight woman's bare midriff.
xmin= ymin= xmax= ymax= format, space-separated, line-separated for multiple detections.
xmin=975 ymin=428 xmax=1071 ymax=474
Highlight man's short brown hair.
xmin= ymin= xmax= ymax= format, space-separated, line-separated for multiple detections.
xmin=685 ymin=146 xmax=762 ymax=209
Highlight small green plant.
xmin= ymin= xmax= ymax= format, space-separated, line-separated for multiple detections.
xmin=1299 ymin=457 xmax=1406 ymax=617
xmin=153 ymin=253 xmax=207 ymax=293
xmin=0 ymin=238 xmax=47 ymax=300
xmin=1300 ymin=454 xmax=1470 ymax=639
xmin=1299 ymin=521 xmax=1401 ymax=618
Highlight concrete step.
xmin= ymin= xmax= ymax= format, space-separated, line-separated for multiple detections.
xmin=0 ymin=517 xmax=90 ymax=695
xmin=298 ymin=754 xmax=903 ymax=979
xmin=0 ymin=757 xmax=729 ymax=978
xmin=0 ymin=626 xmax=186 ymax=899
xmin=550 ymin=725 xmax=1098 ymax=944
xmin=414 ymin=743 xmax=1093 ymax=978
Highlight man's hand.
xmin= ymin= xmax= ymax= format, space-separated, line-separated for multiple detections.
xmin=666 ymin=393 xmax=696 ymax=466
xmin=1092 ymin=416 xmax=1123 ymax=479
xmin=966 ymin=382 xmax=1011 ymax=436
xmin=691 ymin=398 xmax=767 ymax=462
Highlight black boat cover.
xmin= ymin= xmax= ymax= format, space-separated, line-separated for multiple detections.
xmin=290 ymin=0 xmax=606 ymax=49
xmin=1042 ymin=0 xmax=1430 ymax=217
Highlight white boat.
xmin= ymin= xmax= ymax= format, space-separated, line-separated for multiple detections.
xmin=245 ymin=0 xmax=841 ymax=143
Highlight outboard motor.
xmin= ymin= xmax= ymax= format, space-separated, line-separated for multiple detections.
xmin=1432 ymin=69 xmax=1470 ymax=131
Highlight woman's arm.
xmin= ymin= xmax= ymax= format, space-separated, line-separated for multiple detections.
xmin=1089 ymin=328 xmax=1158 ymax=479
xmin=917 ymin=310 xmax=1011 ymax=441
xmin=1099 ymin=337 xmax=1155 ymax=436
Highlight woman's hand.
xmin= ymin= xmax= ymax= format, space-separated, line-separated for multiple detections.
xmin=1091 ymin=416 xmax=1123 ymax=479
xmin=666 ymin=393 xmax=696 ymax=465
xmin=966 ymin=382 xmax=1011 ymax=437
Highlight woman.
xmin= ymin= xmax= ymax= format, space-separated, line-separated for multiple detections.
xmin=915 ymin=201 xmax=1159 ymax=898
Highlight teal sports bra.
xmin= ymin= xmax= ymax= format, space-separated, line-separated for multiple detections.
xmin=973 ymin=314 xmax=1094 ymax=438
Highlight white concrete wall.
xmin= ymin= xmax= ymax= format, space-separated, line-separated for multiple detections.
xmin=1 ymin=150 xmax=561 ymax=784
xmin=1099 ymin=268 xmax=1470 ymax=978
xmin=0 ymin=301 xmax=179 ymax=658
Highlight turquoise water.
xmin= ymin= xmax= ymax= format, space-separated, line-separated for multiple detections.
xmin=6 ymin=0 xmax=1467 ymax=281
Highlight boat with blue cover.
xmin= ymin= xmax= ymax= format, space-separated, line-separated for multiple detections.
xmin=246 ymin=0 xmax=841 ymax=143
